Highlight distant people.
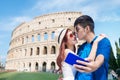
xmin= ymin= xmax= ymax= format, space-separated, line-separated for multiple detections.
xmin=56 ymin=28 xmax=105 ymax=80
xmin=111 ymin=70 xmax=118 ymax=80
xmin=116 ymin=68 xmax=120 ymax=80
xmin=73 ymin=15 xmax=111 ymax=80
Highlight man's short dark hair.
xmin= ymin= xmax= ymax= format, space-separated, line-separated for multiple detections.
xmin=74 ymin=15 xmax=94 ymax=33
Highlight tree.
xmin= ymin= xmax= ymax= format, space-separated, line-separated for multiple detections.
xmin=115 ymin=39 xmax=120 ymax=68
xmin=108 ymin=38 xmax=120 ymax=80
xmin=109 ymin=38 xmax=120 ymax=71
xmin=109 ymin=47 xmax=118 ymax=71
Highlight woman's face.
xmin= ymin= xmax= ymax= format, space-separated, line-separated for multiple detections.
xmin=66 ymin=30 xmax=77 ymax=46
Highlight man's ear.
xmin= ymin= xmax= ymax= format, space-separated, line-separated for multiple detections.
xmin=85 ymin=26 xmax=90 ymax=32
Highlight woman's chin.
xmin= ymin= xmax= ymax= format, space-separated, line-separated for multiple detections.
xmin=72 ymin=41 xmax=77 ymax=44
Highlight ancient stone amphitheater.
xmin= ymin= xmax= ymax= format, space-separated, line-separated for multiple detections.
xmin=5 ymin=12 xmax=83 ymax=72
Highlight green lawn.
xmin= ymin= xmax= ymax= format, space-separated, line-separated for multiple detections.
xmin=0 ymin=72 xmax=59 ymax=80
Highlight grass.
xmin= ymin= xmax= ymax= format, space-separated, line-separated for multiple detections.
xmin=0 ymin=72 xmax=59 ymax=80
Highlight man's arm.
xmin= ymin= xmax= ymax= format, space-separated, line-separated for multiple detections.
xmin=73 ymin=54 xmax=104 ymax=73
xmin=74 ymin=38 xmax=111 ymax=73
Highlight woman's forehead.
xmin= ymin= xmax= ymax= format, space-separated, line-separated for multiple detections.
xmin=67 ymin=30 xmax=72 ymax=35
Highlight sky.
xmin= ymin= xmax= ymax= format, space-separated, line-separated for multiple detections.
xmin=0 ymin=0 xmax=120 ymax=65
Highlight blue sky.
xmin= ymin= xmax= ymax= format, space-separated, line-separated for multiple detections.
xmin=0 ymin=0 xmax=120 ymax=65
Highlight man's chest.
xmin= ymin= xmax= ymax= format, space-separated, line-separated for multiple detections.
xmin=78 ymin=44 xmax=92 ymax=58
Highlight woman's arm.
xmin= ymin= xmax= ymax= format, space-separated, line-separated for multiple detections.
xmin=87 ymin=41 xmax=98 ymax=61
xmin=87 ymin=35 xmax=106 ymax=61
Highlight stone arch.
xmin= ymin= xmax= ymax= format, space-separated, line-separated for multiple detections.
xmin=32 ymin=35 xmax=34 ymax=42
xmin=30 ymin=48 xmax=33 ymax=56
xmin=22 ymin=37 xmax=24 ymax=44
xmin=36 ymin=47 xmax=40 ymax=55
xmin=24 ymin=49 xmax=27 ymax=56
xmin=51 ymin=46 xmax=56 ymax=54
xmin=35 ymin=62 xmax=39 ymax=71
xmin=44 ymin=32 xmax=48 ymax=40
xmin=42 ymin=62 xmax=47 ymax=72
xmin=29 ymin=62 xmax=31 ymax=71
xmin=43 ymin=46 xmax=47 ymax=55
xmin=23 ymin=63 xmax=25 ymax=68
xmin=37 ymin=33 xmax=41 ymax=41
xmin=51 ymin=31 xmax=55 ymax=39
xmin=51 ymin=61 xmax=55 ymax=72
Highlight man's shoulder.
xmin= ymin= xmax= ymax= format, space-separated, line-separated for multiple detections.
xmin=97 ymin=37 xmax=111 ymax=52
xmin=99 ymin=37 xmax=111 ymax=45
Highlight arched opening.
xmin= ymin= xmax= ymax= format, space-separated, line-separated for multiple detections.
xmin=44 ymin=32 xmax=48 ymax=40
xmin=36 ymin=47 xmax=40 ymax=55
xmin=23 ymin=63 xmax=25 ymax=68
xmin=51 ymin=62 xmax=55 ymax=73
xmin=52 ymin=19 xmax=55 ymax=23
xmin=68 ymin=18 xmax=71 ymax=21
xmin=32 ymin=35 xmax=34 ymax=42
xmin=51 ymin=31 xmax=55 ymax=39
xmin=51 ymin=46 xmax=56 ymax=54
xmin=35 ymin=62 xmax=39 ymax=71
xmin=22 ymin=37 xmax=24 ymax=44
xmin=25 ymin=49 xmax=27 ymax=56
xmin=26 ymin=36 xmax=29 ymax=43
xmin=30 ymin=48 xmax=33 ymax=56
xmin=43 ymin=46 xmax=47 ymax=55
xmin=29 ymin=63 xmax=31 ymax=71
xmin=42 ymin=62 xmax=46 ymax=72
xmin=37 ymin=34 xmax=41 ymax=41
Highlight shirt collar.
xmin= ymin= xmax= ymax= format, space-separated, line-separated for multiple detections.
xmin=90 ymin=36 xmax=98 ymax=45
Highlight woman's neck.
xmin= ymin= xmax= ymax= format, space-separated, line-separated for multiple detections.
xmin=67 ymin=45 xmax=74 ymax=52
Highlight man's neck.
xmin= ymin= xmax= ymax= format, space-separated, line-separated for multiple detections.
xmin=85 ymin=32 xmax=95 ymax=43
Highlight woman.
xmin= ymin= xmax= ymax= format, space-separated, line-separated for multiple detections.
xmin=56 ymin=28 xmax=105 ymax=80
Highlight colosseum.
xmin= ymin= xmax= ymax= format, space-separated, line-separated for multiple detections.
xmin=5 ymin=12 xmax=84 ymax=72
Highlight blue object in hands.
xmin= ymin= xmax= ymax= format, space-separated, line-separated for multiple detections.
xmin=64 ymin=52 xmax=89 ymax=66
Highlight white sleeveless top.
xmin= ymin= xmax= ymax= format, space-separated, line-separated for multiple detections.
xmin=62 ymin=52 xmax=77 ymax=80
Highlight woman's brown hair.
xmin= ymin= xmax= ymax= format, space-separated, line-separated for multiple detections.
xmin=56 ymin=29 xmax=76 ymax=72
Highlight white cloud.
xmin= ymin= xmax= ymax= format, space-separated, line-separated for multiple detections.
xmin=0 ymin=55 xmax=6 ymax=60
xmin=0 ymin=16 xmax=31 ymax=31
xmin=11 ymin=16 xmax=31 ymax=23
xmin=99 ymin=14 xmax=120 ymax=22
xmin=30 ymin=0 xmax=120 ymax=22
xmin=0 ymin=55 xmax=6 ymax=64
xmin=29 ymin=0 xmax=87 ymax=15
xmin=32 ymin=0 xmax=85 ymax=11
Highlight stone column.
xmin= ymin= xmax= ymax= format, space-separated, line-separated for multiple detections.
xmin=47 ymin=60 xmax=51 ymax=72
xmin=31 ymin=61 xmax=35 ymax=72
xmin=34 ymin=33 xmax=38 ymax=42
xmin=39 ymin=61 xmax=42 ymax=71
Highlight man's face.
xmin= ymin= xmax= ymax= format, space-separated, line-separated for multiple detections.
xmin=75 ymin=24 xmax=87 ymax=40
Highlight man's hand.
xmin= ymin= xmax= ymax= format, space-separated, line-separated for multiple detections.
xmin=73 ymin=60 xmax=98 ymax=73
xmin=73 ymin=54 xmax=104 ymax=73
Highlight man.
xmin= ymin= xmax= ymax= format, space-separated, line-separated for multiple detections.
xmin=73 ymin=15 xmax=111 ymax=80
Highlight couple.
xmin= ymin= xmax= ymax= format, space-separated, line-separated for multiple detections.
xmin=56 ymin=15 xmax=111 ymax=80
